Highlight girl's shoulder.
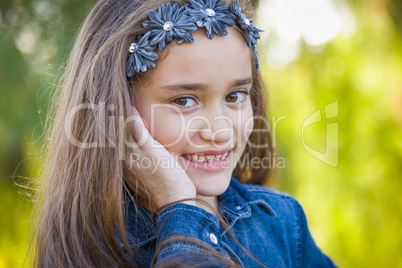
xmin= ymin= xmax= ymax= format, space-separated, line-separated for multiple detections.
xmin=230 ymin=179 xmax=338 ymax=267
xmin=243 ymin=182 xmax=293 ymax=197
xmin=231 ymin=176 xmax=292 ymax=197
xmin=228 ymin=177 xmax=306 ymax=219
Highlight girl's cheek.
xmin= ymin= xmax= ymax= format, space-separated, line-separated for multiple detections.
xmin=144 ymin=108 xmax=186 ymax=148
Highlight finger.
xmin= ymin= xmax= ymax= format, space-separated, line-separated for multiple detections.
xmin=127 ymin=106 xmax=147 ymax=148
xmin=129 ymin=106 xmax=161 ymax=150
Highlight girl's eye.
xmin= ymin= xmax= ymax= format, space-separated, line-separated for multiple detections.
xmin=225 ymin=90 xmax=249 ymax=103
xmin=172 ymin=96 xmax=197 ymax=108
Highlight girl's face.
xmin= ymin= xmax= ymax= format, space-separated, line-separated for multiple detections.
xmin=135 ymin=27 xmax=254 ymax=200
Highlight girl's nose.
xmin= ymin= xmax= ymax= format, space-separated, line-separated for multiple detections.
xmin=199 ymin=115 xmax=234 ymax=147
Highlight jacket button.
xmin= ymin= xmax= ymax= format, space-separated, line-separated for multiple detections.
xmin=235 ymin=205 xmax=242 ymax=210
xmin=209 ymin=233 xmax=218 ymax=244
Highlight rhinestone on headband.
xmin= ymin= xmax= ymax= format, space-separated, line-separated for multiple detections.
xmin=127 ymin=0 xmax=263 ymax=77
xmin=129 ymin=43 xmax=138 ymax=53
xmin=244 ymin=18 xmax=250 ymax=26
xmin=163 ymin=22 xmax=174 ymax=31
xmin=205 ymin=8 xmax=216 ymax=17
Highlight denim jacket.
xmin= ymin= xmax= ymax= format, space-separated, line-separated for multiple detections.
xmin=124 ymin=177 xmax=338 ymax=267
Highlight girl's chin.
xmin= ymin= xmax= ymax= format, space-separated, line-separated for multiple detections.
xmin=189 ymin=173 xmax=232 ymax=196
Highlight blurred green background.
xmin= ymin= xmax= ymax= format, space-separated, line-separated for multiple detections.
xmin=1 ymin=0 xmax=401 ymax=267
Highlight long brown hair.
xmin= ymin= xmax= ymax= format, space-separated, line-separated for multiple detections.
xmin=30 ymin=0 xmax=274 ymax=267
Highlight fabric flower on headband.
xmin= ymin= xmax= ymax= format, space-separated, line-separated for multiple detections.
xmin=187 ymin=0 xmax=235 ymax=39
xmin=142 ymin=2 xmax=198 ymax=51
xmin=230 ymin=0 xmax=263 ymax=70
xmin=230 ymin=0 xmax=262 ymax=46
xmin=126 ymin=32 xmax=158 ymax=77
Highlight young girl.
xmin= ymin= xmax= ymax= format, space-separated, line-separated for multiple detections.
xmin=32 ymin=0 xmax=338 ymax=267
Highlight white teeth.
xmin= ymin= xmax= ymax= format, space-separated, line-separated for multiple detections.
xmin=184 ymin=151 xmax=230 ymax=163
xmin=206 ymin=155 xmax=215 ymax=162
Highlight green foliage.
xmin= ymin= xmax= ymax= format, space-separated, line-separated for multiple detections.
xmin=264 ymin=1 xmax=402 ymax=267
xmin=0 ymin=0 xmax=98 ymax=266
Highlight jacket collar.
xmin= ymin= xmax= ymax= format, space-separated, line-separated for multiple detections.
xmin=124 ymin=177 xmax=276 ymax=248
xmin=219 ymin=177 xmax=277 ymax=218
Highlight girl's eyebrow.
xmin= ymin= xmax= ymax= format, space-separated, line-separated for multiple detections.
xmin=157 ymin=77 xmax=253 ymax=92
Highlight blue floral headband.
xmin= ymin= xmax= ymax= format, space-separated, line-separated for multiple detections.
xmin=126 ymin=0 xmax=263 ymax=78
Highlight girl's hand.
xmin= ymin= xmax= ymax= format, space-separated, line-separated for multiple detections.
xmin=128 ymin=106 xmax=196 ymax=211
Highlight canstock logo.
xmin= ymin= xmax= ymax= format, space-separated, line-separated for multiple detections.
xmin=302 ymin=101 xmax=338 ymax=167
